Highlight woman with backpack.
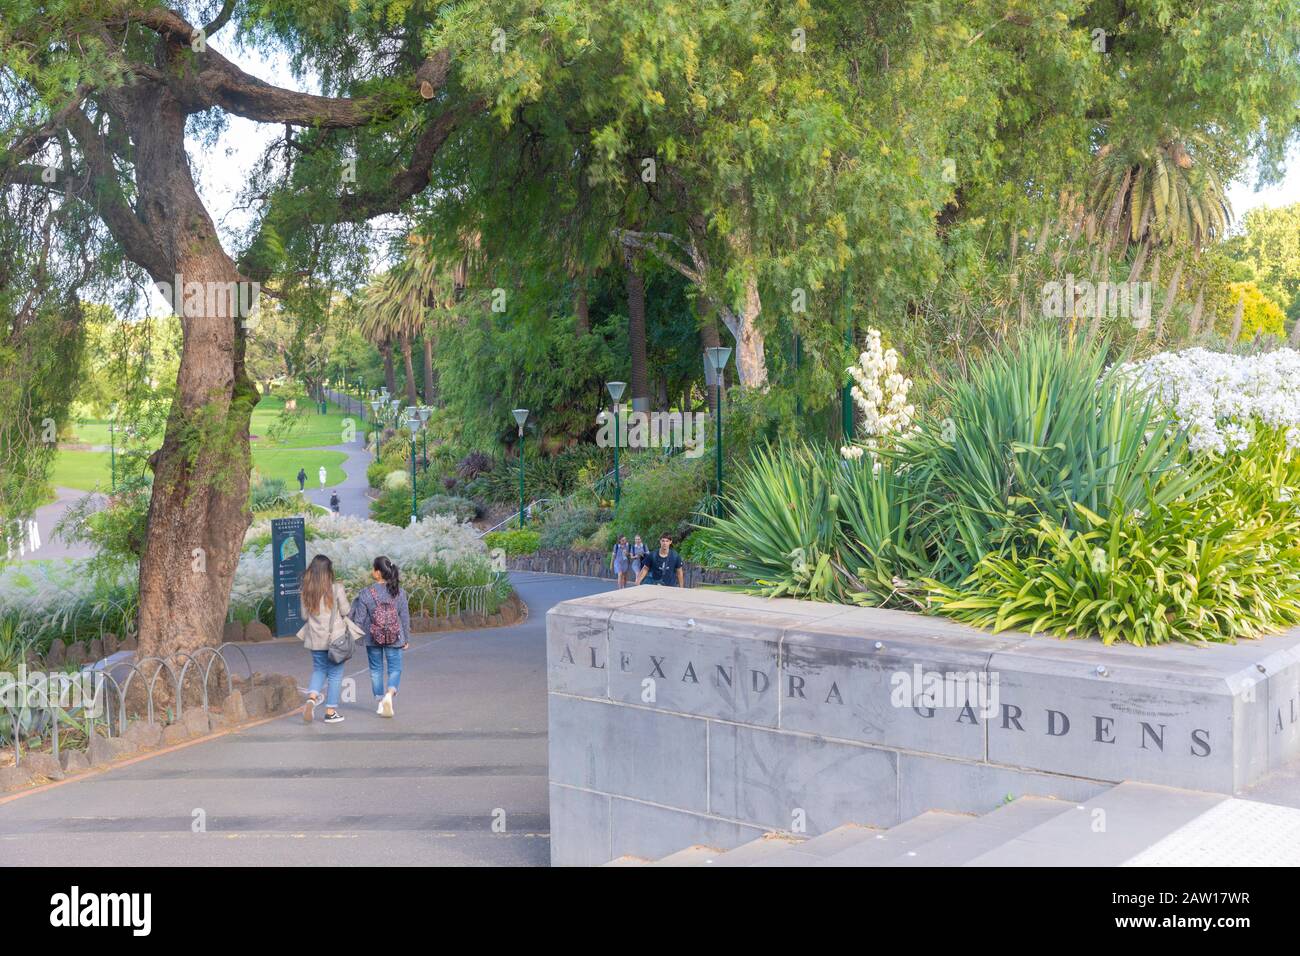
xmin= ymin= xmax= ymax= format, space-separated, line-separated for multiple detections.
xmin=349 ymin=555 xmax=411 ymax=718
xmin=612 ymin=534 xmax=631 ymax=588
xmin=299 ymin=554 xmax=353 ymax=724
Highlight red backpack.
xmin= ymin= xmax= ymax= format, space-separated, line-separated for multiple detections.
xmin=369 ymin=586 xmax=403 ymax=646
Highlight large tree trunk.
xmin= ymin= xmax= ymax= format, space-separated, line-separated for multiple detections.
xmin=624 ymin=245 xmax=650 ymax=411
xmin=717 ymin=223 xmax=768 ymax=388
xmin=130 ymin=94 xmax=256 ymax=692
xmin=400 ymin=334 xmax=418 ymax=405
xmin=719 ymin=272 xmax=768 ymax=388
xmin=422 ymin=333 xmax=437 ymax=404
xmin=382 ymin=339 xmax=397 ymax=395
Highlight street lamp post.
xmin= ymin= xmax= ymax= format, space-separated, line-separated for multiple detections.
xmin=705 ymin=347 xmax=732 ymax=499
xmin=109 ymin=421 xmax=117 ymax=492
xmin=369 ymin=399 xmax=384 ymax=452
xmin=418 ymin=405 xmax=432 ymax=471
xmin=606 ymin=381 xmax=627 ymax=509
xmin=512 ymin=408 xmax=529 ymax=529
xmin=405 ymin=407 xmax=423 ymax=525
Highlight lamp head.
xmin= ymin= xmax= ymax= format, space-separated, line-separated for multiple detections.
xmin=706 ymin=346 xmax=733 ymax=373
xmin=606 ymin=380 xmax=627 ymax=402
xmin=512 ymin=408 xmax=530 ymax=428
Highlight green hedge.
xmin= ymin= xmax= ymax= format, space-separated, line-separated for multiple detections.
xmin=484 ymin=528 xmax=541 ymax=556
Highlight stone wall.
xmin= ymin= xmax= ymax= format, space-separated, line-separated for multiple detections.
xmin=546 ymin=587 xmax=1300 ymax=865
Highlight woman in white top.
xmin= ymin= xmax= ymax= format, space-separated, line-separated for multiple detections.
xmin=299 ymin=554 xmax=350 ymax=724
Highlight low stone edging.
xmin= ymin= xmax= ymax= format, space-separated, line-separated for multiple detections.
xmin=0 ymin=671 xmax=302 ymax=794
xmin=410 ymin=591 xmax=527 ymax=632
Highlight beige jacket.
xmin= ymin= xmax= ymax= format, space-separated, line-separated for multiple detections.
xmin=299 ymin=583 xmax=351 ymax=651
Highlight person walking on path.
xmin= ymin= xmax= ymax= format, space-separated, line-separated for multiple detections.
xmin=349 ymin=555 xmax=411 ymax=718
xmin=636 ymin=532 xmax=685 ymax=587
xmin=318 ymin=465 xmax=327 ymax=490
xmin=297 ymin=467 xmax=307 ymax=493
xmin=612 ymin=534 xmax=631 ymax=588
xmin=330 ymin=491 xmax=341 ymax=514
xmin=630 ymin=535 xmax=648 ymax=582
xmin=299 ymin=554 xmax=352 ymax=724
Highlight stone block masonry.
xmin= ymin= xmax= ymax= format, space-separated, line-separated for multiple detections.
xmin=547 ymin=587 xmax=1300 ymax=865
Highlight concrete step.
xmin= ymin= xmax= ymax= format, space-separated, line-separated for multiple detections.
xmin=886 ymin=796 xmax=1074 ymax=866
xmin=701 ymin=833 xmax=806 ymax=866
xmin=747 ymin=824 xmax=880 ymax=867
xmin=1240 ymin=754 xmax=1300 ymax=811
xmin=646 ymin=844 xmax=725 ymax=867
xmin=823 ymin=811 xmax=972 ymax=866
xmin=964 ymin=782 xmax=1227 ymax=867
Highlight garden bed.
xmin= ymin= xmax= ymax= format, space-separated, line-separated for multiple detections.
xmin=695 ymin=334 xmax=1300 ymax=648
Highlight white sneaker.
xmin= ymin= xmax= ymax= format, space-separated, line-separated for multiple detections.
xmin=380 ymin=691 xmax=394 ymax=718
xmin=376 ymin=698 xmax=385 ymax=715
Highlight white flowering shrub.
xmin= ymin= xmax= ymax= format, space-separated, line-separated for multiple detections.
xmin=1118 ymin=348 xmax=1300 ymax=456
xmin=840 ymin=328 xmax=916 ymax=463
xmin=233 ymin=512 xmax=491 ymax=610
xmin=0 ymin=514 xmax=494 ymax=643
xmin=0 ymin=561 xmax=135 ymax=646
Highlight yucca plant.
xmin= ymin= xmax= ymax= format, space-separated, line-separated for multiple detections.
xmin=693 ymin=443 xmax=844 ymax=602
xmin=832 ymin=456 xmax=933 ymax=607
xmin=900 ymin=330 xmax=1209 ymax=583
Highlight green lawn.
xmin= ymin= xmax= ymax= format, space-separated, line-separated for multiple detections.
xmin=249 ymin=395 xmax=359 ymax=449
xmin=47 ymin=451 xmax=115 ymax=491
xmin=66 ymin=395 xmax=358 ymax=450
xmin=53 ymin=391 xmax=356 ymax=492
xmin=49 ymin=448 xmax=348 ymax=492
xmin=251 ymin=448 xmax=349 ymax=489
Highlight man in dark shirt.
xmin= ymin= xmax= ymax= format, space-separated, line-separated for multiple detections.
xmin=636 ymin=533 xmax=685 ymax=587
xmin=296 ymin=467 xmax=307 ymax=492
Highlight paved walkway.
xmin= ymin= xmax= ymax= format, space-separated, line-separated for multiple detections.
xmin=305 ymin=388 xmax=375 ymax=519
xmin=303 ymin=440 xmax=373 ymax=519
xmin=0 ymin=572 xmax=611 ymax=866
xmin=19 ymin=487 xmax=96 ymax=561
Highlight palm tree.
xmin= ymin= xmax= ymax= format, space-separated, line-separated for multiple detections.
xmin=362 ymin=235 xmax=463 ymax=406
xmin=360 ymin=274 xmax=418 ymax=405
xmin=1086 ymin=137 xmax=1233 ymax=343
xmin=1090 ymin=137 xmax=1232 ymax=253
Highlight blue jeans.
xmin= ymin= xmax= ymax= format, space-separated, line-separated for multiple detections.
xmin=308 ymin=650 xmax=344 ymax=708
xmin=366 ymin=645 xmax=403 ymax=697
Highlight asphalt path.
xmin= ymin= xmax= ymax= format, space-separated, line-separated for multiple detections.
xmin=0 ymin=572 xmax=613 ymax=866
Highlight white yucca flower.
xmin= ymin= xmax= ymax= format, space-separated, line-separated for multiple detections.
xmin=841 ymin=327 xmax=914 ymax=462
